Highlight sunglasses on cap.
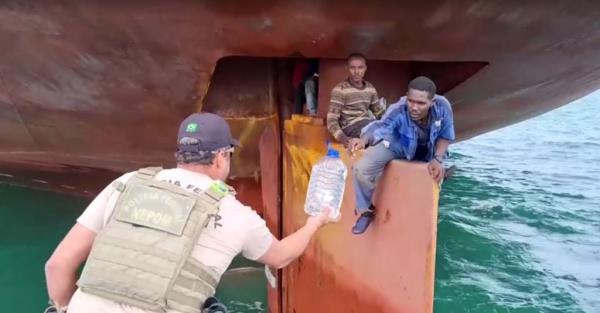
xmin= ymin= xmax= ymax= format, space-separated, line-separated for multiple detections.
xmin=213 ymin=146 xmax=235 ymax=158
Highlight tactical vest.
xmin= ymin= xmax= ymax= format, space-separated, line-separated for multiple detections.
xmin=78 ymin=167 xmax=231 ymax=313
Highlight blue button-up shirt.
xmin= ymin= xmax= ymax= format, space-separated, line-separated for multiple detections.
xmin=363 ymin=95 xmax=455 ymax=161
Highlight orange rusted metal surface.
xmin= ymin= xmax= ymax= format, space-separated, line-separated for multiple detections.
xmin=259 ymin=122 xmax=283 ymax=313
xmin=283 ymin=117 xmax=439 ymax=312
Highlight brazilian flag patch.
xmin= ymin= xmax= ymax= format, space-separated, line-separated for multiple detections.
xmin=209 ymin=181 xmax=230 ymax=198
xmin=186 ymin=123 xmax=198 ymax=132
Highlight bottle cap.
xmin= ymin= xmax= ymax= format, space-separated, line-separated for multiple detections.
xmin=327 ymin=148 xmax=340 ymax=158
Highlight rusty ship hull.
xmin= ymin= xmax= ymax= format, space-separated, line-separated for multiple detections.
xmin=1 ymin=1 xmax=600 ymax=312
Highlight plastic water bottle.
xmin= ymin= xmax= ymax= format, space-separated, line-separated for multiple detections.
xmin=304 ymin=145 xmax=348 ymax=219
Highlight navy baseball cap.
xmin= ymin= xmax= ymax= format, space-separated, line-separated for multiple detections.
xmin=177 ymin=113 xmax=240 ymax=152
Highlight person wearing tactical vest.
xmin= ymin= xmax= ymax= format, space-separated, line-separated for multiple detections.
xmin=44 ymin=112 xmax=338 ymax=313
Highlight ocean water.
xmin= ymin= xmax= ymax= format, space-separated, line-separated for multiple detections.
xmin=1 ymin=90 xmax=598 ymax=313
xmin=0 ymin=185 xmax=88 ymax=312
xmin=435 ymin=90 xmax=600 ymax=313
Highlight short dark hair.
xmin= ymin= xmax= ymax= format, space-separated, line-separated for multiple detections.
xmin=408 ymin=76 xmax=436 ymax=99
xmin=347 ymin=52 xmax=367 ymax=64
xmin=174 ymin=150 xmax=216 ymax=165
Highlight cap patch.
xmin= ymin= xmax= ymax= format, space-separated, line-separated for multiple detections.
xmin=186 ymin=123 xmax=198 ymax=132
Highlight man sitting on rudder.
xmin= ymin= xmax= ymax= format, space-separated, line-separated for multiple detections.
xmin=348 ymin=76 xmax=455 ymax=235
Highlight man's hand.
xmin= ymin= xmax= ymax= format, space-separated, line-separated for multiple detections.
xmin=258 ymin=207 xmax=340 ymax=269
xmin=347 ymin=138 xmax=367 ymax=153
xmin=306 ymin=207 xmax=340 ymax=229
xmin=44 ymin=303 xmax=67 ymax=313
xmin=427 ymin=159 xmax=444 ymax=183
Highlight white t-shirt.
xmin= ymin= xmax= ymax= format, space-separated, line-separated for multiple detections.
xmin=68 ymin=168 xmax=274 ymax=313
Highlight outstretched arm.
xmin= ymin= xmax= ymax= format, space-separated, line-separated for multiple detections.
xmin=45 ymin=223 xmax=96 ymax=307
xmin=258 ymin=209 xmax=335 ymax=269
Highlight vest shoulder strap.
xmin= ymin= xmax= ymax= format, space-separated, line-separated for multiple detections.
xmin=136 ymin=167 xmax=163 ymax=180
xmin=110 ymin=167 xmax=163 ymax=193
xmin=111 ymin=180 xmax=126 ymax=192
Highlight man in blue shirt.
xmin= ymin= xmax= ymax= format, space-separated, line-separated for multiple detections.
xmin=347 ymin=76 xmax=455 ymax=234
